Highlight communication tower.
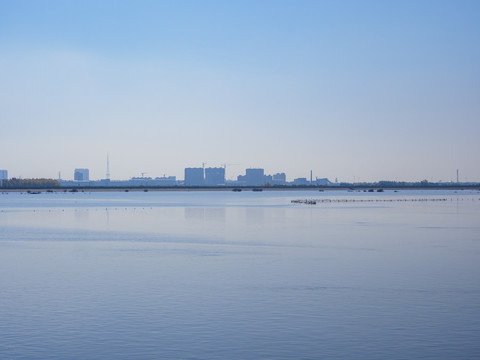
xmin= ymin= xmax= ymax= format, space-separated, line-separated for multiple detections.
xmin=106 ymin=153 xmax=110 ymax=180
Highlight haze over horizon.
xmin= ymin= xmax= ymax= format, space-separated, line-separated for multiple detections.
xmin=1 ymin=0 xmax=479 ymax=183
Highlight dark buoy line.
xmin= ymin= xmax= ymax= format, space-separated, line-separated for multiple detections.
xmin=290 ymin=197 xmax=479 ymax=205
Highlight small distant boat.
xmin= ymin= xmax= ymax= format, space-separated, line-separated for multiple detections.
xmin=252 ymin=188 xmax=263 ymax=192
xmin=27 ymin=191 xmax=41 ymax=194
xmin=232 ymin=188 xmax=242 ymax=192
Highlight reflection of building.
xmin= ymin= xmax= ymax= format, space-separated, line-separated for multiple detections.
xmin=205 ymin=167 xmax=225 ymax=186
xmin=0 ymin=170 xmax=7 ymax=186
xmin=245 ymin=168 xmax=265 ymax=186
xmin=185 ymin=168 xmax=204 ymax=186
xmin=74 ymin=168 xmax=89 ymax=181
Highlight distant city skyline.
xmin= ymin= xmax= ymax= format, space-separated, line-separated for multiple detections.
xmin=0 ymin=162 xmax=474 ymax=185
xmin=1 ymin=1 xmax=479 ymax=182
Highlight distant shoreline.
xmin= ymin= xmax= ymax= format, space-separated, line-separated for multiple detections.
xmin=1 ymin=185 xmax=479 ymax=193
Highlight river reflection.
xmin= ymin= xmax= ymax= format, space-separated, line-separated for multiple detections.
xmin=1 ymin=190 xmax=480 ymax=359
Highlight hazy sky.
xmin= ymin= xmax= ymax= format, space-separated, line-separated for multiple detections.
xmin=1 ymin=0 xmax=479 ymax=182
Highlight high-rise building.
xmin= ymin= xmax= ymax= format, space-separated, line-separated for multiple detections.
xmin=205 ymin=167 xmax=225 ymax=186
xmin=272 ymin=173 xmax=286 ymax=185
xmin=0 ymin=170 xmax=7 ymax=186
xmin=245 ymin=168 xmax=265 ymax=186
xmin=74 ymin=168 xmax=89 ymax=181
xmin=184 ymin=168 xmax=204 ymax=186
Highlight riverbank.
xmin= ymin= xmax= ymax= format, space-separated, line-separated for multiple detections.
xmin=1 ymin=184 xmax=479 ymax=193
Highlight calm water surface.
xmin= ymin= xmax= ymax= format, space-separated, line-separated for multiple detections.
xmin=1 ymin=189 xmax=479 ymax=359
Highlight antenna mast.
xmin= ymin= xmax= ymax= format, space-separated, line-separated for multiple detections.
xmin=106 ymin=153 xmax=110 ymax=180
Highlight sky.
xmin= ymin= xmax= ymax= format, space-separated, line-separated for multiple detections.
xmin=1 ymin=0 xmax=479 ymax=182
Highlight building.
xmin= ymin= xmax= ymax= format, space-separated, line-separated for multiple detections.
xmin=205 ymin=167 xmax=225 ymax=186
xmin=152 ymin=176 xmax=177 ymax=186
xmin=74 ymin=168 xmax=89 ymax=181
xmin=235 ymin=175 xmax=247 ymax=186
xmin=315 ymin=178 xmax=333 ymax=186
xmin=272 ymin=173 xmax=286 ymax=185
xmin=129 ymin=177 xmax=152 ymax=186
xmin=184 ymin=167 xmax=204 ymax=186
xmin=293 ymin=177 xmax=309 ymax=186
xmin=0 ymin=170 xmax=7 ymax=186
xmin=245 ymin=168 xmax=265 ymax=186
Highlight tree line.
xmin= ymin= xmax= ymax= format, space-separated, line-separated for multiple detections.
xmin=0 ymin=178 xmax=60 ymax=188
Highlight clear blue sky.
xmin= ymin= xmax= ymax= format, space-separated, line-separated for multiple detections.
xmin=1 ymin=0 xmax=479 ymax=182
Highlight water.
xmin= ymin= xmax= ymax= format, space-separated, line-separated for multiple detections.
xmin=1 ymin=189 xmax=479 ymax=359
